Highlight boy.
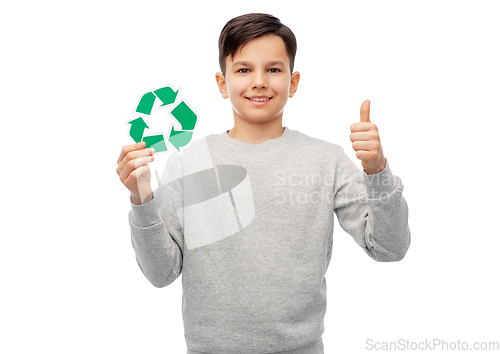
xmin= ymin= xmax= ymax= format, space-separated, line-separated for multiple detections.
xmin=116 ymin=13 xmax=410 ymax=354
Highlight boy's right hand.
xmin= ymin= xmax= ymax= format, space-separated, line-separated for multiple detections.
xmin=116 ymin=141 xmax=155 ymax=205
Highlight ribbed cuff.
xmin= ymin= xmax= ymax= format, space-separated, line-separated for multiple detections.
xmin=363 ymin=159 xmax=398 ymax=200
xmin=129 ymin=194 xmax=162 ymax=227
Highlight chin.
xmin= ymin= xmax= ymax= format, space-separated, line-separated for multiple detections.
xmin=243 ymin=114 xmax=278 ymax=123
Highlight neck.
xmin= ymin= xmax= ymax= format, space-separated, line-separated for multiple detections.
xmin=227 ymin=116 xmax=285 ymax=145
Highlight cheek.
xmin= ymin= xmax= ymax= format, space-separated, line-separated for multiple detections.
xmin=226 ymin=78 xmax=246 ymax=97
xmin=271 ymin=78 xmax=290 ymax=95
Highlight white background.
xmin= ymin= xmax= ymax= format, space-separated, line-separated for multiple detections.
xmin=2 ymin=0 xmax=499 ymax=353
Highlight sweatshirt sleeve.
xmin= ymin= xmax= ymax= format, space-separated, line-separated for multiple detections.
xmin=128 ymin=155 xmax=185 ymax=287
xmin=333 ymin=146 xmax=411 ymax=262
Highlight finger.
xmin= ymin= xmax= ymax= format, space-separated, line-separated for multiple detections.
xmin=350 ymin=122 xmax=372 ymax=133
xmin=119 ymin=155 xmax=154 ymax=183
xmin=120 ymin=153 xmax=154 ymax=180
xmin=117 ymin=147 xmax=155 ymax=175
xmin=350 ymin=129 xmax=379 ymax=142
xmin=360 ymin=100 xmax=370 ymax=123
xmin=350 ymin=132 xmax=371 ymax=142
xmin=355 ymin=150 xmax=374 ymax=161
xmin=352 ymin=140 xmax=379 ymax=152
xmin=117 ymin=148 xmax=151 ymax=176
xmin=124 ymin=165 xmax=151 ymax=190
xmin=117 ymin=141 xmax=146 ymax=165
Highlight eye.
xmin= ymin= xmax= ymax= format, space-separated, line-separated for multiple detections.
xmin=269 ymin=68 xmax=281 ymax=73
xmin=237 ymin=68 xmax=249 ymax=73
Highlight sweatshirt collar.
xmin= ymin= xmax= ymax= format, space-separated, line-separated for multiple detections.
xmin=220 ymin=126 xmax=294 ymax=151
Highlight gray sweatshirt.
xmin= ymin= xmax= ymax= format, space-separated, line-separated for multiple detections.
xmin=128 ymin=126 xmax=411 ymax=354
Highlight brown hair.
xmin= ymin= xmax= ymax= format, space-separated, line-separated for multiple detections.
xmin=218 ymin=13 xmax=297 ymax=76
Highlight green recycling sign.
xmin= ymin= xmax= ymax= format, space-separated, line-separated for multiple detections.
xmin=128 ymin=86 xmax=198 ymax=153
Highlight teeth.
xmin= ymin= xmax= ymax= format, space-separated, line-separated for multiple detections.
xmin=249 ymin=97 xmax=270 ymax=101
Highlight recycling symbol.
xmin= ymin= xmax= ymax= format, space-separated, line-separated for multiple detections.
xmin=128 ymin=86 xmax=198 ymax=153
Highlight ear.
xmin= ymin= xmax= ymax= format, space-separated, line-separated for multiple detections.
xmin=215 ymin=72 xmax=228 ymax=99
xmin=289 ymin=71 xmax=300 ymax=98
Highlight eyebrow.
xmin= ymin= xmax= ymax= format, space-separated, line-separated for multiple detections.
xmin=233 ymin=60 xmax=286 ymax=67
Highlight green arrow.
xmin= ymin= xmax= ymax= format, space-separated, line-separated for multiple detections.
xmin=128 ymin=117 xmax=149 ymax=143
xmin=170 ymin=100 xmax=197 ymax=130
xmin=154 ymin=87 xmax=178 ymax=106
xmin=136 ymin=92 xmax=156 ymax=115
xmin=143 ymin=135 xmax=168 ymax=152
xmin=168 ymin=127 xmax=193 ymax=152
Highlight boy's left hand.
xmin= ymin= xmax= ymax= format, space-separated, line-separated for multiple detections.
xmin=350 ymin=100 xmax=387 ymax=175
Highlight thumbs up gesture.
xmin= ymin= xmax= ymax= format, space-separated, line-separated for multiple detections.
xmin=350 ymin=100 xmax=387 ymax=175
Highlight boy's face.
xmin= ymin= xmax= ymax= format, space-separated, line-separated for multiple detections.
xmin=216 ymin=34 xmax=300 ymax=126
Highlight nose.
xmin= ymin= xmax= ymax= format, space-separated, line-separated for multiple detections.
xmin=251 ymin=69 xmax=268 ymax=89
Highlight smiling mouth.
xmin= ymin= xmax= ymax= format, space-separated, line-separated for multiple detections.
xmin=246 ymin=97 xmax=272 ymax=102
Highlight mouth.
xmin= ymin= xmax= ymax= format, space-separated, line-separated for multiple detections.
xmin=246 ymin=97 xmax=272 ymax=102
